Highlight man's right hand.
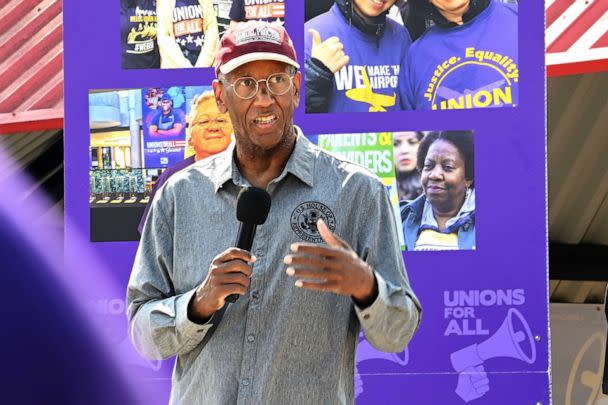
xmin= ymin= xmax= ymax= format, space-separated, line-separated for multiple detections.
xmin=187 ymin=248 xmax=255 ymax=323
xmin=309 ymin=29 xmax=349 ymax=73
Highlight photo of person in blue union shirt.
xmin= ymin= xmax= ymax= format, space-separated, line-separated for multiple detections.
xmin=128 ymin=21 xmax=421 ymax=404
xmin=304 ymin=0 xmax=412 ymax=113
xmin=401 ymin=0 xmax=518 ymax=110
xmin=147 ymin=94 xmax=186 ymax=137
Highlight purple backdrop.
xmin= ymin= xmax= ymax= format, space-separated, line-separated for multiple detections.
xmin=64 ymin=1 xmax=549 ymax=403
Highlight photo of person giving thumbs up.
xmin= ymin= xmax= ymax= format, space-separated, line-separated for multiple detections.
xmin=304 ymin=0 xmax=412 ymax=113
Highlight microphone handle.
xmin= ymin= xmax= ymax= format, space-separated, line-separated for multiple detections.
xmin=225 ymin=222 xmax=257 ymax=303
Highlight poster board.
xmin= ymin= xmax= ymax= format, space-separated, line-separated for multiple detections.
xmin=63 ymin=1 xmax=549 ymax=403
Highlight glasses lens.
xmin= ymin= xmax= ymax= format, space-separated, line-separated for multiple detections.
xmin=267 ymin=73 xmax=292 ymax=96
xmin=233 ymin=77 xmax=257 ymax=99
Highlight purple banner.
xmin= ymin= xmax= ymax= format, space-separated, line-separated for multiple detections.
xmin=63 ymin=1 xmax=549 ymax=404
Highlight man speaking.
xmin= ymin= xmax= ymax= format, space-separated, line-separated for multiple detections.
xmin=127 ymin=21 xmax=421 ymax=404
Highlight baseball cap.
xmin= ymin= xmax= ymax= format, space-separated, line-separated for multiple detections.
xmin=160 ymin=94 xmax=173 ymax=103
xmin=215 ymin=21 xmax=299 ymax=75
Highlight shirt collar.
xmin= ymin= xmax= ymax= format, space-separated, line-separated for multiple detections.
xmin=211 ymin=125 xmax=315 ymax=193
xmin=210 ymin=142 xmax=235 ymax=193
xmin=277 ymin=126 xmax=315 ymax=188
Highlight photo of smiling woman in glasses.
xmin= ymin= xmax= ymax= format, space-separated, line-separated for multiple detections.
xmin=400 ymin=130 xmax=475 ymax=251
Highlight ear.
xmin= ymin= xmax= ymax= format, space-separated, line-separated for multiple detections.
xmin=292 ymin=71 xmax=302 ymax=108
xmin=212 ymin=79 xmax=228 ymax=113
xmin=465 ymin=180 xmax=473 ymax=189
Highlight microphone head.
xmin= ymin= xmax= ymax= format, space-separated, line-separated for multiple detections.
xmin=236 ymin=187 xmax=271 ymax=225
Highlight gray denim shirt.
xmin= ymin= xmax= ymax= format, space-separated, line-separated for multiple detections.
xmin=128 ymin=129 xmax=421 ymax=404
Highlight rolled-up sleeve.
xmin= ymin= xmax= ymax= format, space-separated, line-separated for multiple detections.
xmin=127 ymin=189 xmax=213 ymax=360
xmin=353 ymin=181 xmax=422 ymax=352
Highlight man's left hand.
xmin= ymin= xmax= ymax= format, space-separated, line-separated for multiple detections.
xmin=284 ymin=219 xmax=378 ymax=307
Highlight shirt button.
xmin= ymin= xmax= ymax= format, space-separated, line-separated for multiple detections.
xmin=241 ymin=378 xmax=250 ymax=386
xmin=247 ymin=334 xmax=255 ymax=343
xmin=363 ymin=314 xmax=370 ymax=320
xmin=251 ymin=291 xmax=260 ymax=300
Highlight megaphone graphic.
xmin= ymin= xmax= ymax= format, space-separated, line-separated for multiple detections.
xmin=355 ymin=335 xmax=410 ymax=399
xmin=451 ymin=308 xmax=536 ymax=372
xmin=116 ymin=336 xmax=162 ymax=372
xmin=566 ymin=332 xmax=606 ymax=405
xmin=357 ymin=338 xmax=409 ymax=366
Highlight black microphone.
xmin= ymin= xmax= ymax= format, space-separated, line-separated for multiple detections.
xmin=225 ymin=187 xmax=271 ymax=303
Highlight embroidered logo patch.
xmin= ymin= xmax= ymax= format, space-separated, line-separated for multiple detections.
xmin=235 ymin=26 xmax=281 ymax=46
xmin=290 ymin=201 xmax=336 ymax=243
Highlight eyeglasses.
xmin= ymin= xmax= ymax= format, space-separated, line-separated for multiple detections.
xmin=222 ymin=72 xmax=294 ymax=100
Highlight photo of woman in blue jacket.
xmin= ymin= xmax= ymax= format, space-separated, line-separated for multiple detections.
xmin=304 ymin=0 xmax=412 ymax=113
xmin=400 ymin=130 xmax=475 ymax=250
